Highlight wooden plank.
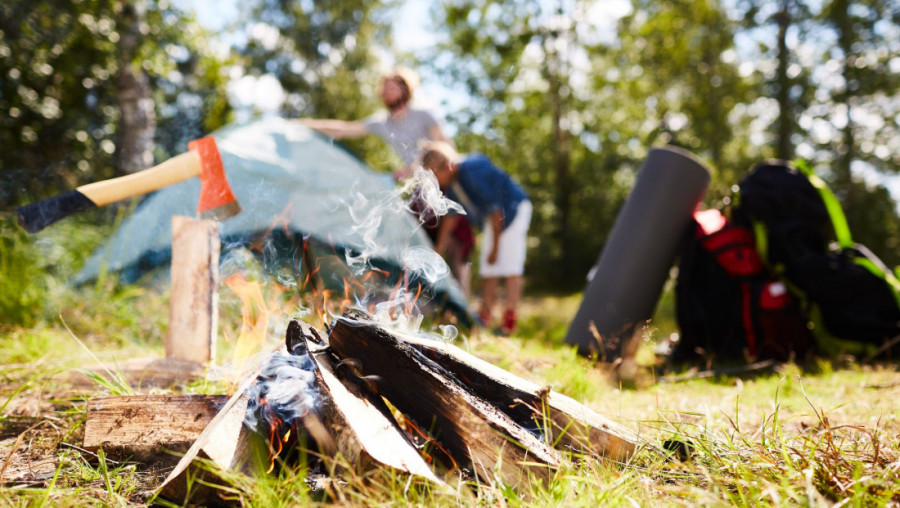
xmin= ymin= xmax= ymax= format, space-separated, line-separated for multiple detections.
xmin=286 ymin=320 xmax=442 ymax=484
xmin=327 ymin=313 xmax=563 ymax=486
xmin=391 ymin=329 xmax=640 ymax=462
xmin=166 ymin=215 xmax=219 ymax=364
xmin=83 ymin=394 xmax=228 ymax=464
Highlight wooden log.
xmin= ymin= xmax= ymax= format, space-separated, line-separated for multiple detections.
xmin=327 ymin=313 xmax=563 ymax=486
xmin=83 ymin=394 xmax=228 ymax=465
xmin=392 ymin=329 xmax=640 ymax=462
xmin=157 ymin=387 xmax=268 ymax=505
xmin=166 ymin=215 xmax=219 ymax=364
xmin=286 ymin=320 xmax=443 ymax=484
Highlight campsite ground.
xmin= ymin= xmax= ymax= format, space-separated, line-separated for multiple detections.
xmin=1 ymin=219 xmax=899 ymax=506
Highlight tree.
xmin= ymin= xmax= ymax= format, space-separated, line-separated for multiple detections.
xmin=0 ymin=0 xmax=232 ymax=207
xmin=430 ymin=0 xmax=639 ymax=289
xmin=614 ymin=0 xmax=760 ymax=199
xmin=238 ymin=0 xmax=397 ymax=170
xmin=0 ymin=0 xmax=120 ymax=205
xmin=736 ymin=0 xmax=815 ymax=160
xmin=115 ymin=1 xmax=156 ymax=175
xmin=812 ymin=0 xmax=900 ymax=264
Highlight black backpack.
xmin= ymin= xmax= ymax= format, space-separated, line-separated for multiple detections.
xmin=673 ymin=161 xmax=900 ymax=363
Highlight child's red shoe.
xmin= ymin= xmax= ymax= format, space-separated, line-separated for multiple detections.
xmin=478 ymin=309 xmax=492 ymax=328
xmin=501 ymin=309 xmax=517 ymax=334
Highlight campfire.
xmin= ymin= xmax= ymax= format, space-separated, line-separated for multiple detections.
xmin=16 ymin=134 xmax=638 ymax=502
xmin=83 ymin=310 xmax=638 ymax=504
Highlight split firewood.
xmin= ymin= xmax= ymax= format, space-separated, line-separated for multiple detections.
xmin=83 ymin=394 xmax=228 ymax=465
xmin=286 ymin=320 xmax=443 ymax=484
xmin=157 ymin=387 xmax=268 ymax=505
xmin=166 ymin=215 xmax=220 ymax=364
xmin=327 ymin=311 xmax=563 ymax=486
xmin=393 ymin=329 xmax=639 ymax=462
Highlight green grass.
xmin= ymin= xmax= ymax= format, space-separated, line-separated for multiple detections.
xmin=1 ymin=220 xmax=898 ymax=506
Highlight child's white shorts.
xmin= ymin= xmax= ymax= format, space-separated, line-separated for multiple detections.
xmin=479 ymin=200 xmax=532 ymax=278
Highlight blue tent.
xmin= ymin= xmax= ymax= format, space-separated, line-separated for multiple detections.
xmin=76 ymin=118 xmax=469 ymax=321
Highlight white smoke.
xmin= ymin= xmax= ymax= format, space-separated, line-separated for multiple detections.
xmin=403 ymin=168 xmax=465 ymax=220
xmin=244 ymin=350 xmax=319 ymax=430
xmin=402 ymin=246 xmax=450 ymax=283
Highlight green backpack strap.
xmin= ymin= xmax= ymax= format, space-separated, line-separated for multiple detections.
xmin=794 ymin=159 xmax=900 ymax=308
xmin=792 ymin=160 xmax=854 ymax=249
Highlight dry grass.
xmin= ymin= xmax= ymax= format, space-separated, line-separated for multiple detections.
xmin=1 ymin=223 xmax=898 ymax=506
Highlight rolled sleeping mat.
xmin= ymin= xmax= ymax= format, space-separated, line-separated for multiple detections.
xmin=564 ymin=146 xmax=710 ymax=360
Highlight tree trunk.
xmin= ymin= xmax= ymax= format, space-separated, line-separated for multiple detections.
xmin=775 ymin=0 xmax=794 ymax=160
xmin=115 ymin=1 xmax=155 ymax=175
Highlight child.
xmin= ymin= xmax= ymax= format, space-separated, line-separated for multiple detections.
xmin=420 ymin=141 xmax=532 ymax=333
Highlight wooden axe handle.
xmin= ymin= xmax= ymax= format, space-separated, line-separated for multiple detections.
xmin=78 ymin=151 xmax=201 ymax=206
xmin=17 ymin=150 xmax=203 ymax=233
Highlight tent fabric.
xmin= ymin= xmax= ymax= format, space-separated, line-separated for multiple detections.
xmin=75 ymin=117 xmax=469 ymax=320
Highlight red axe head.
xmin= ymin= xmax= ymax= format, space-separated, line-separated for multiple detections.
xmin=189 ymin=137 xmax=242 ymax=221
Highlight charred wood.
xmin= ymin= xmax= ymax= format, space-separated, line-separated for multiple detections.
xmin=327 ymin=311 xmax=563 ymax=486
xmin=394 ymin=330 xmax=639 ymax=461
xmin=286 ymin=320 xmax=442 ymax=484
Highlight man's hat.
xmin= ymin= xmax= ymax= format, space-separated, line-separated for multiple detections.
xmin=385 ymin=66 xmax=420 ymax=96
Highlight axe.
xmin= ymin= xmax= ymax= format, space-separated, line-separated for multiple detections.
xmin=16 ymin=137 xmax=241 ymax=233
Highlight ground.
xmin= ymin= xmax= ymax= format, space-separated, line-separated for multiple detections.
xmin=1 ymin=291 xmax=899 ymax=506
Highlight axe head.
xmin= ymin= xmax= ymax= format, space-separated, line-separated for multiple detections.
xmin=189 ymin=137 xmax=242 ymax=221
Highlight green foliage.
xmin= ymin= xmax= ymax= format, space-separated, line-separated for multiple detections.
xmin=429 ymin=0 xmax=900 ymax=291
xmin=0 ymin=0 xmax=233 ymax=207
xmin=0 ymin=0 xmax=120 ymax=204
xmin=0 ymin=213 xmax=169 ymax=350
xmin=0 ymin=217 xmax=48 ymax=327
xmin=239 ymin=0 xmax=398 ymax=171
xmin=615 ymin=0 xmax=761 ymax=198
xmin=432 ymin=0 xmax=642 ymax=289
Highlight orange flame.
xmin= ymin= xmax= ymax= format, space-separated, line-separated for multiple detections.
xmin=224 ymin=272 xmax=272 ymax=379
xmin=250 ymin=202 xmax=295 ymax=252
xmin=257 ymin=395 xmax=312 ymax=473
xmin=401 ymin=415 xmax=458 ymax=471
xmin=405 ymin=282 xmax=423 ymax=316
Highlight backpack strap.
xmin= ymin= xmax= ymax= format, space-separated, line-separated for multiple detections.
xmin=794 ymin=160 xmax=900 ymax=308
xmin=793 ymin=160 xmax=854 ymax=249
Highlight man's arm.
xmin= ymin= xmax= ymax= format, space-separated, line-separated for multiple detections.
xmin=428 ymin=123 xmax=453 ymax=147
xmin=298 ymin=118 xmax=369 ymax=139
xmin=487 ymin=210 xmax=503 ymax=264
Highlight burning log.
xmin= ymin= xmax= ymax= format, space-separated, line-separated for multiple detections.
xmin=156 ymin=320 xmax=445 ymax=504
xmin=393 ymin=329 xmax=639 ymax=461
xmin=149 ymin=311 xmax=638 ymax=503
xmin=327 ymin=312 xmax=563 ymax=486
xmin=286 ymin=320 xmax=443 ymax=484
xmin=83 ymin=394 xmax=228 ymax=464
